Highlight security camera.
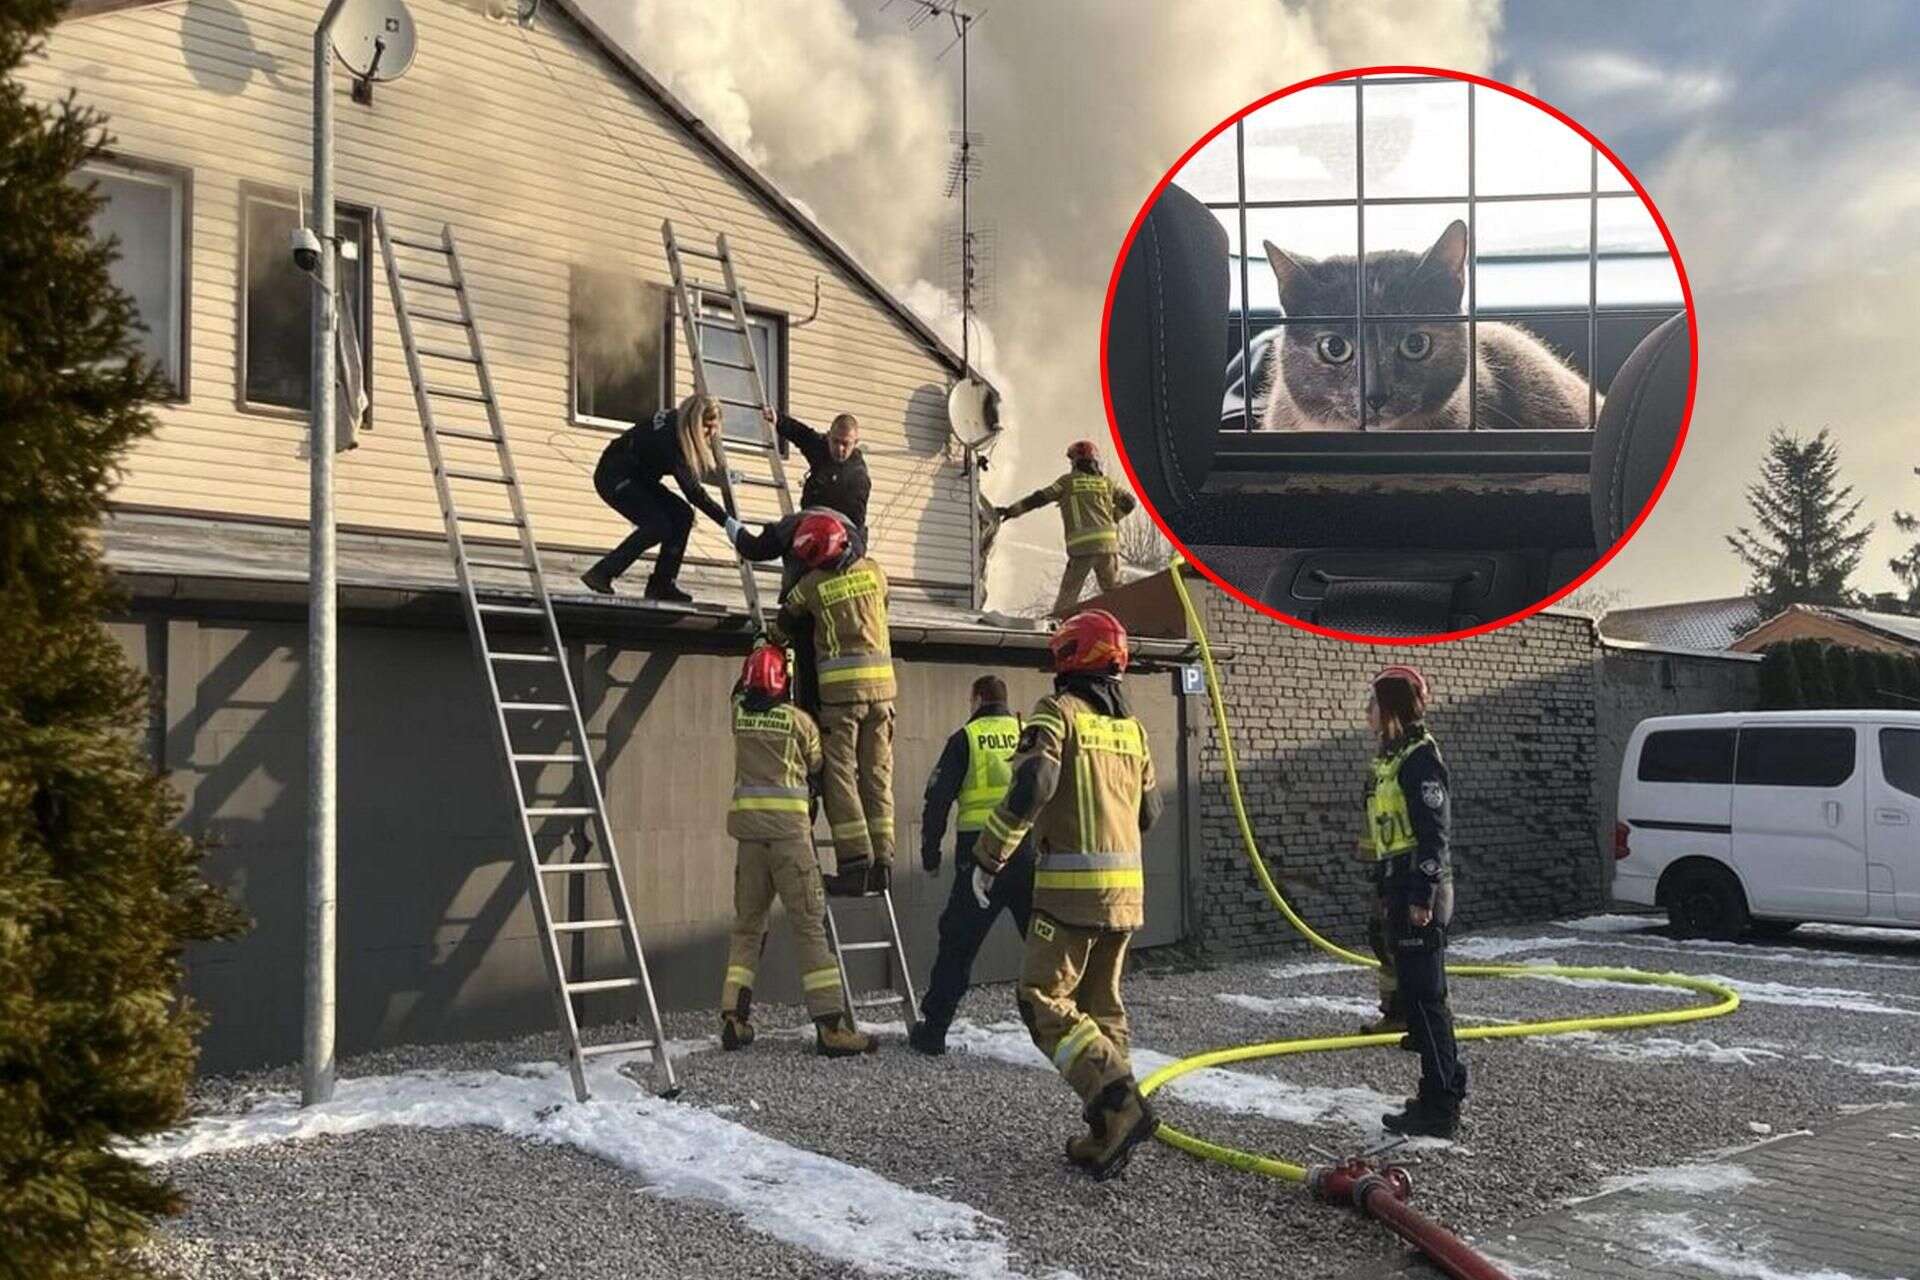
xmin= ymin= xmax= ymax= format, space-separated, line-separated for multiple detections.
xmin=291 ymin=226 xmax=324 ymax=276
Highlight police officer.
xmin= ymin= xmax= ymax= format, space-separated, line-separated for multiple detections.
xmin=909 ymin=674 xmax=1034 ymax=1056
xmin=721 ymin=645 xmax=874 ymax=1058
xmin=974 ymin=610 xmax=1163 ymax=1180
xmin=770 ymin=512 xmax=897 ymax=895
xmin=995 ymin=440 xmax=1138 ymax=614
xmin=1358 ymin=664 xmax=1466 ymax=1138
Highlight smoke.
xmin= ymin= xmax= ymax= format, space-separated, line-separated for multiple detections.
xmin=582 ymin=0 xmax=1507 ymax=606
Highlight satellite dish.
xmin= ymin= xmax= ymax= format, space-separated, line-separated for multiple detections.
xmin=947 ymin=376 xmax=1002 ymax=450
xmin=332 ymin=0 xmax=417 ymax=83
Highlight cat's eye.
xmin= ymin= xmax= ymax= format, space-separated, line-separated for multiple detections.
xmin=1399 ymin=333 xmax=1434 ymax=361
xmin=1316 ymin=334 xmax=1353 ymax=365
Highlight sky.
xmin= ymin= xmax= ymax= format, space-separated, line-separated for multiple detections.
xmin=584 ymin=0 xmax=1920 ymax=610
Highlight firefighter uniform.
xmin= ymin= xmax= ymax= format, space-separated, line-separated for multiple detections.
xmin=721 ymin=693 xmax=845 ymax=1022
xmin=1002 ymin=468 xmax=1138 ymax=614
xmin=1363 ymin=725 xmax=1466 ymax=1119
xmin=975 ymin=678 xmax=1163 ymax=1172
xmin=773 ymin=555 xmax=896 ymax=879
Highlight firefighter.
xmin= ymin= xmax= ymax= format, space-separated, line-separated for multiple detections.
xmin=770 ymin=512 xmax=897 ymax=895
xmin=974 ymin=609 xmax=1163 ymax=1180
xmin=721 ymin=644 xmax=875 ymax=1058
xmin=1358 ymin=664 xmax=1466 ymax=1138
xmin=909 ymin=674 xmax=1034 ymax=1056
xmin=759 ymin=406 xmax=870 ymax=532
xmin=725 ymin=505 xmax=864 ymax=712
xmin=994 ymin=440 xmax=1138 ymax=615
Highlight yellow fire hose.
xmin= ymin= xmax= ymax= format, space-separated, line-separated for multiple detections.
xmin=1142 ymin=561 xmax=1741 ymax=1183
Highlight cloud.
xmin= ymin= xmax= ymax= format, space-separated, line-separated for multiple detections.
xmin=583 ymin=0 xmax=1509 ymax=607
xmin=1547 ymin=50 xmax=1729 ymax=117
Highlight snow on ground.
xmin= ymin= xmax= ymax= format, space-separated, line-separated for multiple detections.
xmin=133 ymin=1058 xmax=1029 ymax=1279
xmin=1214 ymin=991 xmax=1381 ymax=1019
xmin=1589 ymin=1161 xmax=1759 ymax=1199
xmin=1537 ymin=1032 xmax=1784 ymax=1068
xmin=1588 ymin=1210 xmax=1875 ymax=1280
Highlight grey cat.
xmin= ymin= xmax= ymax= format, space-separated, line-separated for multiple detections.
xmin=1257 ymin=220 xmax=1598 ymax=432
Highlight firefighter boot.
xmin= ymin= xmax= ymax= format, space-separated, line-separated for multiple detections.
xmin=1065 ymin=1092 xmax=1108 ymax=1168
xmin=1081 ymin=1078 xmax=1158 ymax=1181
xmin=814 ymin=1012 xmax=878 ymax=1058
xmin=720 ymin=989 xmax=755 ymax=1052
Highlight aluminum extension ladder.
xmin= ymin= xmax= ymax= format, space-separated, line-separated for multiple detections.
xmin=374 ymin=212 xmax=678 ymax=1102
xmin=662 ymin=219 xmax=919 ymax=1034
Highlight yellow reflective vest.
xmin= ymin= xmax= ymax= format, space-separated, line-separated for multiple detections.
xmin=774 ymin=555 xmax=895 ymax=704
xmin=1009 ymin=469 xmax=1137 ymax=556
xmin=1362 ymin=732 xmax=1440 ymax=859
xmin=956 ymin=713 xmax=1021 ymax=832
xmin=978 ymin=691 xmax=1155 ymax=930
xmin=727 ymin=696 xmax=823 ymax=840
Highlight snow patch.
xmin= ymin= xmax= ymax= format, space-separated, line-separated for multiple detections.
xmin=1215 ymin=992 xmax=1381 ymax=1019
xmin=132 ymin=1059 xmax=1030 ymax=1278
xmin=1541 ymin=1032 xmax=1784 ymax=1068
xmin=1626 ymin=1210 xmax=1876 ymax=1280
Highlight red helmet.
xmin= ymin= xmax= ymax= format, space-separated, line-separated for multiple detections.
xmin=1066 ymin=439 xmax=1101 ymax=464
xmin=1373 ymin=664 xmax=1430 ymax=703
xmin=743 ymin=645 xmax=790 ymax=698
xmin=1051 ymin=608 xmax=1129 ymax=675
xmin=790 ymin=511 xmax=849 ymax=570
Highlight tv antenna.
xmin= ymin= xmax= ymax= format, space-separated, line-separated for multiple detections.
xmin=332 ymin=0 xmax=417 ymax=105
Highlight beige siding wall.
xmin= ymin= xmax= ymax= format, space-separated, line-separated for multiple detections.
xmin=32 ymin=0 xmax=972 ymax=591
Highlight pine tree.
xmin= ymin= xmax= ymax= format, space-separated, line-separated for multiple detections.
xmin=1892 ymin=465 xmax=1920 ymax=612
xmin=0 ymin=4 xmax=245 ymax=1273
xmin=1726 ymin=428 xmax=1873 ymax=614
xmin=1756 ymin=644 xmax=1802 ymax=709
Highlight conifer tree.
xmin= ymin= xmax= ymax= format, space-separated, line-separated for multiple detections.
xmin=1 ymin=4 xmax=244 ymax=1273
xmin=1756 ymin=644 xmax=1802 ymax=710
xmin=1727 ymin=429 xmax=1872 ymax=614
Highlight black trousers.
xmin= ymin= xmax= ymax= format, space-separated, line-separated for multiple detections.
xmin=1387 ymin=902 xmax=1468 ymax=1110
xmin=590 ymin=454 xmax=693 ymax=585
xmin=921 ymin=834 xmax=1035 ymax=1029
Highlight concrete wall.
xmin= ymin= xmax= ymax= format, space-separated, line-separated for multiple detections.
xmin=1591 ymin=645 xmax=1761 ymax=893
xmin=111 ymin=605 xmax=1185 ymax=1073
xmin=1189 ymin=597 xmax=1602 ymax=959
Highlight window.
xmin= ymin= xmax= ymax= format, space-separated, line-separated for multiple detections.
xmin=1173 ymin=75 xmax=1685 ymax=473
xmin=1638 ymin=729 xmax=1735 ymax=785
xmin=82 ymin=159 xmax=188 ymax=396
xmin=1735 ymin=727 xmax=1856 ymax=789
xmin=1881 ymin=729 xmax=1920 ymax=800
xmin=240 ymin=188 xmax=370 ymax=414
xmin=688 ymin=303 xmax=784 ymax=443
xmin=571 ymin=267 xmax=669 ymax=427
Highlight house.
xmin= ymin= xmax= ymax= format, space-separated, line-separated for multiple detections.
xmin=33 ymin=0 xmax=1200 ymax=1072
xmin=1730 ymin=604 xmax=1920 ymax=657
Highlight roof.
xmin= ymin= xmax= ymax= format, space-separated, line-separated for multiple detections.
xmin=1598 ymin=596 xmax=1765 ymax=652
xmin=101 ymin=510 xmax=1208 ymax=665
xmin=1822 ymin=607 xmax=1920 ymax=648
xmin=1730 ymin=602 xmax=1920 ymax=653
xmin=62 ymin=0 xmax=983 ymax=392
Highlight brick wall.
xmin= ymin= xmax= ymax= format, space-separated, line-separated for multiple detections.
xmin=1189 ymin=592 xmax=1603 ymax=959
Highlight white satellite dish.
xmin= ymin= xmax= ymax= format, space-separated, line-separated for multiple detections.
xmin=947 ymin=376 xmax=1002 ymax=450
xmin=332 ymin=0 xmax=418 ymax=83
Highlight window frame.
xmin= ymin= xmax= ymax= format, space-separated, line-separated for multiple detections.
xmin=84 ymin=153 xmax=192 ymax=402
xmin=665 ymin=299 xmax=791 ymax=449
xmin=1733 ymin=725 xmax=1858 ymax=790
xmin=568 ymin=267 xmax=674 ymax=432
xmin=235 ymin=181 xmax=374 ymax=422
xmin=1198 ymin=74 xmax=1687 ymax=476
xmin=1636 ymin=728 xmax=1736 ymax=786
xmin=1880 ymin=727 xmax=1920 ymax=801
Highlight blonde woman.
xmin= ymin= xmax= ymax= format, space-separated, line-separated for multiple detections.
xmin=581 ymin=394 xmax=731 ymax=602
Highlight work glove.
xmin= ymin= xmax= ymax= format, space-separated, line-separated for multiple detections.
xmin=972 ymin=866 xmax=995 ymax=909
xmin=724 ymin=516 xmax=744 ymax=546
xmin=921 ymin=844 xmax=942 ymax=874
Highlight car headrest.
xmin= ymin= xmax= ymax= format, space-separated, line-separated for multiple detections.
xmin=1590 ymin=312 xmax=1691 ymax=548
xmin=1105 ymin=184 xmax=1228 ymax=517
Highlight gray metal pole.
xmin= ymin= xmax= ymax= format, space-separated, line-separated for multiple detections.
xmin=305 ymin=0 xmax=350 ymax=1108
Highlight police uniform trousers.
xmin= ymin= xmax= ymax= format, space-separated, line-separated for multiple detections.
xmin=1053 ymin=552 xmax=1122 ymax=615
xmin=723 ymin=834 xmax=844 ymax=1019
xmin=819 ymin=699 xmax=896 ymax=869
xmin=922 ymin=834 xmax=1035 ymax=1029
xmin=1387 ymin=882 xmax=1467 ymax=1108
xmin=1017 ymin=912 xmax=1133 ymax=1105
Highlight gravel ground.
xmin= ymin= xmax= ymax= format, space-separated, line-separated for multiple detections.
xmin=146 ymin=914 xmax=1920 ymax=1280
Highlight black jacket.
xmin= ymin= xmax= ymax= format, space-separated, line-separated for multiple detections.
xmin=921 ymin=701 xmax=1018 ymax=866
xmin=777 ymin=413 xmax=870 ymax=529
xmin=733 ymin=507 xmax=868 ymax=566
xmin=601 ymin=412 xmax=729 ymax=526
xmin=1374 ymin=726 xmax=1452 ymax=910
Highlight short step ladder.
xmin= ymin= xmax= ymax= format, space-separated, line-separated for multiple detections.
xmin=661 ymin=220 xmax=796 ymax=631
xmin=375 ymin=212 xmax=677 ymax=1102
xmin=817 ymin=830 xmax=921 ymax=1033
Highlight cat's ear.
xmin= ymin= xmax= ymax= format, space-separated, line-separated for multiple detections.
xmin=1264 ymin=240 xmax=1312 ymax=310
xmin=1414 ymin=220 xmax=1469 ymax=297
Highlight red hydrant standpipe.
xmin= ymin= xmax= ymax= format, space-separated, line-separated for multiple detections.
xmin=1309 ymin=1162 xmax=1513 ymax=1280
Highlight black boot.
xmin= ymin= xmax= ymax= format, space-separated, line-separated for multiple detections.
xmin=1382 ymin=1095 xmax=1459 ymax=1139
xmin=580 ymin=566 xmax=616 ymax=595
xmin=644 ymin=573 xmax=693 ymax=604
xmin=907 ymin=1020 xmax=948 ymax=1056
xmin=866 ymin=862 xmax=892 ymax=894
xmin=824 ymin=858 xmax=872 ymax=897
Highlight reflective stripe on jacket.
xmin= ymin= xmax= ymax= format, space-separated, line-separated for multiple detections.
xmin=956 ymin=714 xmax=1020 ymax=832
xmin=728 ymin=697 xmax=823 ymax=840
xmin=777 ymin=556 xmax=895 ymax=704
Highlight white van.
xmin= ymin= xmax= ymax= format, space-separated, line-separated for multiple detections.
xmin=1614 ymin=710 xmax=1920 ymax=938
